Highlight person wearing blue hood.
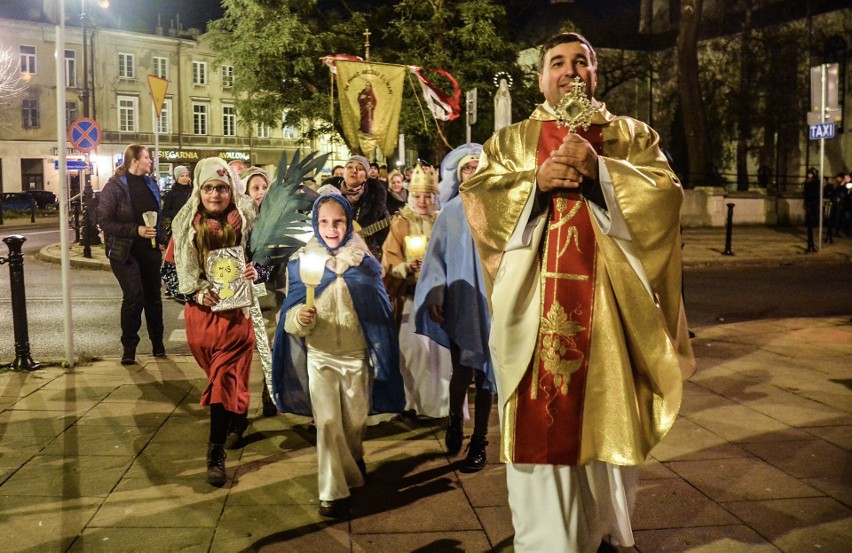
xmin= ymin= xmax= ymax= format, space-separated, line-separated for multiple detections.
xmin=414 ymin=144 xmax=496 ymax=473
xmin=271 ymin=187 xmax=404 ymax=519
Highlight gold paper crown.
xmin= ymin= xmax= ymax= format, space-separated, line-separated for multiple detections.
xmin=409 ymin=164 xmax=437 ymax=195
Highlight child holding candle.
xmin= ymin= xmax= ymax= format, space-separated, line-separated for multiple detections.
xmin=381 ymin=165 xmax=452 ymax=419
xmin=271 ymin=188 xmax=404 ymax=519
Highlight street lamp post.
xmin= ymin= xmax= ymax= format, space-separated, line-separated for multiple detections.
xmin=79 ymin=0 xmax=107 ymax=257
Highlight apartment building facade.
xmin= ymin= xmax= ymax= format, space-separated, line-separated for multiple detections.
xmin=0 ymin=16 xmax=348 ymax=196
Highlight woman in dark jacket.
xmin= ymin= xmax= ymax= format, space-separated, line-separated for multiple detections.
xmin=97 ymin=144 xmax=165 ymax=364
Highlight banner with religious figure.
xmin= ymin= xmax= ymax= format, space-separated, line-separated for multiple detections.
xmin=336 ymin=60 xmax=406 ymax=158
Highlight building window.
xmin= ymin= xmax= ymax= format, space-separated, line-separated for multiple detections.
xmin=153 ymin=56 xmax=168 ymax=79
xmin=283 ymin=125 xmax=297 ymax=139
xmin=193 ymin=61 xmax=207 ymax=85
xmin=117 ymin=95 xmax=138 ymax=132
xmin=193 ymin=103 xmax=208 ymax=135
xmin=223 ymin=105 xmax=236 ymax=136
xmin=66 ymin=101 xmax=78 ymax=128
xmin=256 ymin=122 xmax=269 ymax=139
xmin=221 ymin=65 xmax=234 ymax=88
xmin=157 ymin=99 xmax=172 ymax=134
xmin=22 ymin=99 xmax=39 ymax=128
xmin=118 ymin=53 xmax=135 ymax=79
xmin=20 ymin=45 xmax=36 ymax=75
xmin=65 ymin=50 xmax=77 ymax=88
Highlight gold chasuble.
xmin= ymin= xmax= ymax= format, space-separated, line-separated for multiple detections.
xmin=460 ymin=104 xmax=695 ymax=468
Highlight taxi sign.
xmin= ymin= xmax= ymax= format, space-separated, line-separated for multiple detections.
xmin=67 ymin=117 xmax=102 ymax=153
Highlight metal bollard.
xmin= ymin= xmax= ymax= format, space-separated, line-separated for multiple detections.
xmin=30 ymin=200 xmax=36 ymax=223
xmin=723 ymin=203 xmax=735 ymax=256
xmin=74 ymin=201 xmax=81 ymax=243
xmin=0 ymin=197 xmax=4 ymax=225
xmin=1 ymin=235 xmax=41 ymax=371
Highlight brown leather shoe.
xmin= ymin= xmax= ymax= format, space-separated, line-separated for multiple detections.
xmin=206 ymin=443 xmax=227 ymax=487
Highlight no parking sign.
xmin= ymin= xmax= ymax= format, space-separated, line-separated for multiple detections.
xmin=67 ymin=118 xmax=102 ymax=153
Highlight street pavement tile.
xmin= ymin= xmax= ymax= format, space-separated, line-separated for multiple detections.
xmin=666 ymin=458 xmax=822 ymax=502
xmin=652 ymin=417 xmax=750 ymax=461
xmin=239 ymin=428 xmax=318 ymax=463
xmin=74 ymin=399 xmax=176 ymax=427
xmin=124 ymin=439 xmax=207 ymax=481
xmin=36 ymin=381 xmax=122 ymax=401
xmin=0 ymin=368 xmax=60 ymax=397
xmin=795 ymin=387 xmax=852 ymax=415
xmin=640 ymin=455 xmax=680 ymax=479
xmin=803 ymin=425 xmax=852 ymax=451
xmin=212 ymin=504 xmax=350 ymax=553
xmin=802 ymin=476 xmax=852 ymax=508
xmin=723 ymin=497 xmax=851 ymax=553
xmin=741 ymin=439 xmax=852 ymax=478
xmin=40 ymin=425 xmax=156 ymax=457
xmin=351 ymin=531 xmax=493 ymax=552
xmin=350 ymin=482 xmax=480 ymax=534
xmin=101 ymin=381 xmax=192 ymax=404
xmin=632 ymin=478 xmax=739 ymax=529
xmin=734 ymin=387 xmax=851 ymax=428
xmin=365 ymin=417 xmax=443 ymax=442
xmin=687 ymin=404 xmax=812 ymax=443
xmin=0 ymin=408 xmax=77 ymax=437
xmin=87 ymin=477 xmax=227 ymax=528
xmin=0 ymin=495 xmax=102 ymax=552
xmin=455 ymin=463 xmax=508 ymax=507
xmin=633 ymin=526 xmax=780 ymax=552
xmin=0 ymin=454 xmax=132 ymax=498
xmin=678 ymin=392 xmax=739 ymax=418
xmin=69 ymin=527 xmax=213 ymax=552
xmin=227 ymin=461 xmax=317 ymax=506
xmin=683 ymin=380 xmax=720 ymax=397
xmin=5 ymin=393 xmax=98 ymax=415
xmin=147 ymin=413 xmax=209 ymax=443
xmin=475 ymin=505 xmax=515 ymax=552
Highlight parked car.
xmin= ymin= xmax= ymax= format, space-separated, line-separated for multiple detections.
xmin=1 ymin=192 xmax=37 ymax=211
xmin=30 ymin=190 xmax=58 ymax=210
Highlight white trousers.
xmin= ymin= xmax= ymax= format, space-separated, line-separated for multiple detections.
xmin=398 ymin=297 xmax=452 ymax=417
xmin=506 ymin=461 xmax=638 ymax=553
xmin=307 ymin=348 xmax=369 ymax=501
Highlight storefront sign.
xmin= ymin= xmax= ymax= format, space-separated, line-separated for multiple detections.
xmin=157 ymin=149 xmax=250 ymax=162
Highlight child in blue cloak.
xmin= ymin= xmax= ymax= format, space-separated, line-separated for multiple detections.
xmin=271 ymin=187 xmax=404 ymax=518
xmin=414 ymin=143 xmax=496 ymax=473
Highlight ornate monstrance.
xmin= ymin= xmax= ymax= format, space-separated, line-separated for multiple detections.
xmin=555 ymin=76 xmax=595 ymax=132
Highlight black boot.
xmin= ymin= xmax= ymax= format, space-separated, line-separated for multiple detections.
xmin=261 ymin=379 xmax=278 ymax=417
xmin=460 ymin=435 xmax=488 ymax=473
xmin=121 ymin=347 xmax=136 ymax=365
xmin=225 ymin=412 xmax=248 ymax=450
xmin=445 ymin=414 xmax=464 ymax=457
xmin=206 ymin=442 xmax=227 ymax=487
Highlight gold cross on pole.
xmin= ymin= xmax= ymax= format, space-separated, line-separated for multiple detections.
xmin=363 ymin=28 xmax=371 ymax=61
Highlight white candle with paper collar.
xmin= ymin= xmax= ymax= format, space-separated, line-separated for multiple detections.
xmin=404 ymin=234 xmax=428 ymax=278
xmin=299 ymin=251 xmax=327 ymax=309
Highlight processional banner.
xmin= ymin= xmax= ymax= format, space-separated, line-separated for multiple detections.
xmin=336 ymin=60 xmax=405 ymax=158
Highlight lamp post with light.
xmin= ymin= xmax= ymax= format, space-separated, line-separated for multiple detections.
xmin=79 ymin=0 xmax=108 ymax=257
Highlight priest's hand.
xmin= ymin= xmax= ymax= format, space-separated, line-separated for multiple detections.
xmin=537 ymin=134 xmax=599 ymax=193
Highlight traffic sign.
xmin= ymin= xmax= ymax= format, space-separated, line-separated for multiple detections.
xmin=67 ymin=117 xmax=102 ymax=153
xmin=809 ymin=123 xmax=835 ymax=140
xmin=54 ymin=160 xmax=90 ymax=170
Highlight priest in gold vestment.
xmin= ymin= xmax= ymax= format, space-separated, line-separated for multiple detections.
xmin=460 ymin=33 xmax=694 ymax=552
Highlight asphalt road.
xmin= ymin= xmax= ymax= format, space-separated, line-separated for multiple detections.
xmin=1 ymin=229 xmax=850 ymax=363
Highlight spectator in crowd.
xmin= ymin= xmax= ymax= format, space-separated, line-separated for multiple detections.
xmin=97 ymin=144 xmax=165 ymax=365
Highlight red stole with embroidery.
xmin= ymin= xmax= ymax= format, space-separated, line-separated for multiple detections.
xmin=511 ymin=121 xmax=603 ymax=465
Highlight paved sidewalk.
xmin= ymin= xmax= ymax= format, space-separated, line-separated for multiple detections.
xmin=1 ymin=318 xmax=850 ymax=552
xmin=2 ymin=218 xmax=851 ymax=551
